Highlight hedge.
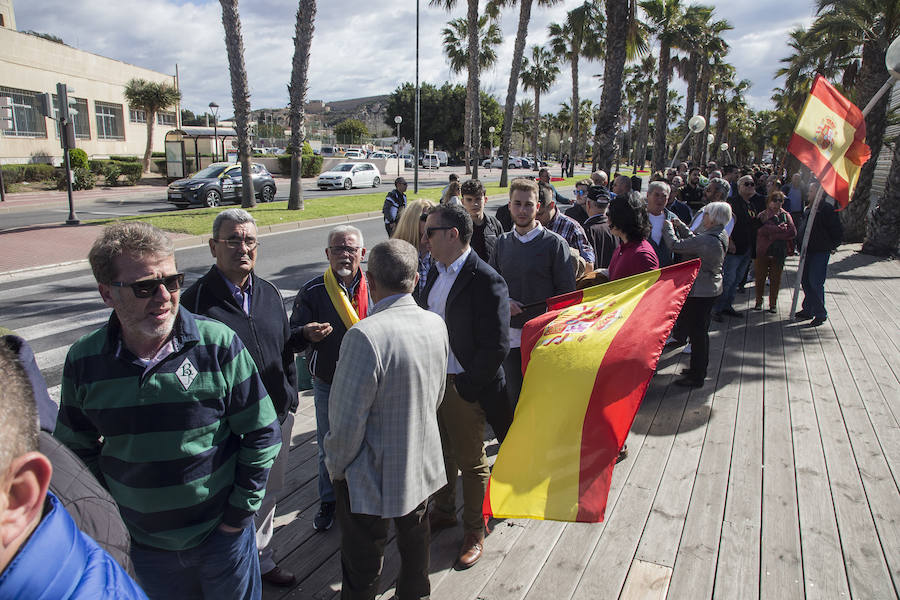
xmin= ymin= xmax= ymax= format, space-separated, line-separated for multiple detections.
xmin=1 ymin=164 xmax=58 ymax=191
xmin=277 ymin=154 xmax=322 ymax=177
xmin=57 ymin=167 xmax=94 ymax=191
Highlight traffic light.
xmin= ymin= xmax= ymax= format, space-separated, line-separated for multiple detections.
xmin=56 ymin=83 xmax=77 ymax=149
xmin=36 ymin=92 xmax=52 ymax=118
xmin=0 ymin=96 xmax=12 ymax=131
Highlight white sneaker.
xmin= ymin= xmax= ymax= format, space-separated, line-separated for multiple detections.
xmin=682 ymin=343 xmax=692 ymax=354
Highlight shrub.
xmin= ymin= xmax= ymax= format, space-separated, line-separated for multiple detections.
xmin=89 ymin=159 xmax=112 ymax=174
xmin=151 ymin=151 xmax=165 ymax=158
xmin=302 ymin=154 xmax=323 ymax=178
xmin=2 ymin=165 xmax=25 ymax=185
xmin=277 ymin=155 xmax=291 ymax=173
xmin=119 ymin=162 xmax=143 ymax=185
xmin=58 ymin=167 xmax=94 ymax=190
xmin=154 ymin=159 xmax=168 ymax=174
xmin=68 ymin=148 xmax=89 ymax=170
xmin=23 ymin=164 xmax=57 ymax=182
xmin=104 ymin=164 xmax=121 ymax=186
xmin=109 ymin=155 xmax=140 ymax=163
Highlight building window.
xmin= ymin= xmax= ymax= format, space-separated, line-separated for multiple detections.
xmin=129 ymin=108 xmax=146 ymax=123
xmin=157 ymin=111 xmax=176 ymax=126
xmin=52 ymin=95 xmax=91 ymax=140
xmin=0 ymin=86 xmax=48 ymax=138
xmin=95 ymin=101 xmax=125 ymax=140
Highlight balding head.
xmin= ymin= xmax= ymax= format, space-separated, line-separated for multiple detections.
xmin=590 ymin=171 xmax=609 ymax=187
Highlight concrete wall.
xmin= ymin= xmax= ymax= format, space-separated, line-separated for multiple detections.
xmin=0 ymin=27 xmax=177 ymax=164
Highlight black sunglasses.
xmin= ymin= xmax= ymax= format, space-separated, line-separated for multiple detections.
xmin=425 ymin=226 xmax=454 ymax=238
xmin=109 ymin=273 xmax=185 ymax=298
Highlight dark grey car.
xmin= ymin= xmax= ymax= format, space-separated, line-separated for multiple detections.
xmin=167 ymin=162 xmax=277 ymax=208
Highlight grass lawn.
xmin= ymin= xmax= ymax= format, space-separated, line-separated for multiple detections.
xmin=87 ymin=175 xmax=587 ymax=236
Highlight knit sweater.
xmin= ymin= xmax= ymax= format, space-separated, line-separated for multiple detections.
xmin=55 ymin=307 xmax=281 ymax=551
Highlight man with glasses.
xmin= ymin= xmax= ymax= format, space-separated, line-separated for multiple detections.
xmin=289 ymin=225 xmax=369 ymax=533
xmin=713 ymin=175 xmax=763 ymax=321
xmin=564 ymin=178 xmax=592 ymax=226
xmin=181 ymin=209 xmax=299 ymax=588
xmin=55 ymin=221 xmax=282 ymax=599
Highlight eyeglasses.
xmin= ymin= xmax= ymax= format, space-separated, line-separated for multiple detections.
xmin=109 ymin=273 xmax=185 ymax=298
xmin=328 ymin=245 xmax=361 ymax=255
xmin=215 ymin=238 xmax=259 ymax=250
xmin=574 ymin=189 xmax=586 ymax=195
xmin=425 ymin=226 xmax=454 ymax=238
xmin=741 ymin=182 xmax=755 ymax=187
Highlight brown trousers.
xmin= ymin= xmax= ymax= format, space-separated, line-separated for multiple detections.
xmin=754 ymin=255 xmax=785 ymax=308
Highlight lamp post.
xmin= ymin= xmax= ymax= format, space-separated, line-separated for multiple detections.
xmin=707 ymin=133 xmax=714 ymax=164
xmin=488 ymin=125 xmax=495 ymax=170
xmin=720 ymin=142 xmax=732 ymax=164
xmin=670 ymin=115 xmax=706 ymax=168
xmin=540 ymin=131 xmax=547 ymax=170
xmin=208 ymin=101 xmax=219 ymax=163
xmin=394 ymin=115 xmax=402 ymax=177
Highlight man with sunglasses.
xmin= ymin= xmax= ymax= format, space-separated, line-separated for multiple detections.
xmin=564 ymin=178 xmax=592 ymax=226
xmin=713 ymin=175 xmax=764 ymax=321
xmin=289 ymin=225 xmax=369 ymax=534
xmin=55 ymin=221 xmax=282 ymax=600
xmin=181 ymin=209 xmax=299 ymax=588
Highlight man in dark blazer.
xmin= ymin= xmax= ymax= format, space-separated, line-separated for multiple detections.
xmin=417 ymin=203 xmax=512 ymax=570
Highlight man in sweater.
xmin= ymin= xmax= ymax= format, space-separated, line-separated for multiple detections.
xmin=181 ymin=209 xmax=299 ymax=587
xmin=55 ymin=222 xmax=281 ymax=600
xmin=491 ymin=178 xmax=575 ymax=408
xmin=289 ymin=225 xmax=369 ymax=533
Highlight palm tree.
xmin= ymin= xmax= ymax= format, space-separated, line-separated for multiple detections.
xmin=520 ymin=45 xmax=560 ymax=172
xmin=681 ymin=14 xmax=731 ymax=163
xmin=123 ymin=79 xmax=181 ymax=174
xmin=513 ymin=99 xmax=534 ymax=153
xmin=629 ymin=54 xmax=657 ymax=170
xmin=549 ymin=1 xmax=605 ymax=177
xmin=490 ymin=0 xmax=561 ymax=187
xmin=219 ymin=0 xmax=254 ymax=208
xmin=439 ymin=8 xmax=502 ymax=177
xmin=287 ymin=0 xmax=316 ymax=211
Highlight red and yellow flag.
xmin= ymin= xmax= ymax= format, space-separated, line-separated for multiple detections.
xmin=786 ymin=74 xmax=871 ymax=209
xmin=484 ymin=261 xmax=699 ymax=523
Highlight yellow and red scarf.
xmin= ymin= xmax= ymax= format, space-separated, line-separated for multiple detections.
xmin=324 ymin=268 xmax=369 ymax=330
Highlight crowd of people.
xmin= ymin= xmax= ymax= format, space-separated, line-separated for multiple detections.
xmin=0 ymin=159 xmax=844 ymax=600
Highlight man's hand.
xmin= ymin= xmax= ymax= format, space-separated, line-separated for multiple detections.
xmin=509 ymin=299 xmax=523 ymax=316
xmin=218 ymin=523 xmax=242 ymax=534
xmin=303 ymin=322 xmax=334 ymax=342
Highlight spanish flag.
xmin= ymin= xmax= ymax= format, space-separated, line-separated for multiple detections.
xmin=786 ymin=74 xmax=871 ymax=209
xmin=484 ymin=261 xmax=699 ymax=523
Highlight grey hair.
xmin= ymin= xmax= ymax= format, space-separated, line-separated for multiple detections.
xmin=709 ymin=170 xmax=723 ymax=179
xmin=213 ymin=208 xmax=256 ymax=239
xmin=0 ymin=343 xmax=38 ymax=475
xmin=88 ymin=221 xmax=174 ymax=284
xmin=706 ymin=177 xmax=730 ymax=201
xmin=328 ymin=225 xmax=364 ymax=248
xmin=704 ymin=201 xmax=733 ymax=227
xmin=367 ymin=239 xmax=418 ymax=293
xmin=647 ymin=180 xmax=671 ymax=197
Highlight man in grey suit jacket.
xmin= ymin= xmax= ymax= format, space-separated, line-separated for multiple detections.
xmin=325 ymin=239 xmax=449 ymax=600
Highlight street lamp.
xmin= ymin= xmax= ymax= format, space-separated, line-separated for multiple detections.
xmin=208 ymin=102 xmax=219 ymax=163
xmin=720 ymin=142 xmax=732 ymax=163
xmin=394 ymin=115 xmax=402 ymax=176
xmin=670 ymin=115 xmax=706 ymax=168
xmin=488 ymin=126 xmax=495 ymax=159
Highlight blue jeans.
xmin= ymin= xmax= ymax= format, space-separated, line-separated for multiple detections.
xmin=131 ymin=525 xmax=260 ymax=600
xmin=313 ymin=377 xmax=335 ymax=504
xmin=801 ymin=251 xmax=830 ymax=319
xmin=715 ymin=251 xmax=751 ymax=313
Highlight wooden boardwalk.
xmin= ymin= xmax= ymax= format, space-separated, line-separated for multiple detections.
xmin=263 ymin=244 xmax=900 ymax=600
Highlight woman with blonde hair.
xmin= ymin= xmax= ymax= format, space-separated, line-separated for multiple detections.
xmin=391 ymin=198 xmax=435 ymax=292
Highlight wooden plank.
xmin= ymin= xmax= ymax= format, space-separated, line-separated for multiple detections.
xmin=619 ymin=559 xmax=672 ymax=600
xmin=759 ymin=307 xmax=804 ymax=600
xmin=476 ymin=519 xmax=566 ymax=599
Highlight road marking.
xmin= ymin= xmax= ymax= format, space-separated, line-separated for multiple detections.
xmin=12 ymin=308 xmax=110 ymax=341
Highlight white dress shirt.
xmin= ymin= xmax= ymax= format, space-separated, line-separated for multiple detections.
xmin=427 ymin=247 xmax=471 ymax=374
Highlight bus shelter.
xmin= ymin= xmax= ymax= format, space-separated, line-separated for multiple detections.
xmin=164 ymin=126 xmax=237 ymax=180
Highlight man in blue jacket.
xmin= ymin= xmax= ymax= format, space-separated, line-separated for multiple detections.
xmin=0 ymin=344 xmax=147 ymax=599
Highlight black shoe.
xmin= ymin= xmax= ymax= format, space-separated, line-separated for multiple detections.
xmin=262 ymin=566 xmax=297 ymax=587
xmin=681 ymin=368 xmax=698 ymax=377
xmin=674 ymin=377 xmax=704 ymax=388
xmin=810 ymin=316 xmax=827 ymax=327
xmin=720 ymin=307 xmax=742 ymax=318
xmin=795 ymin=310 xmax=813 ymax=320
xmin=616 ymin=444 xmax=628 ymax=463
xmin=313 ymin=501 xmax=335 ymax=531
xmin=712 ymin=312 xmax=723 ymax=322
xmin=666 ymin=338 xmax=687 ymax=347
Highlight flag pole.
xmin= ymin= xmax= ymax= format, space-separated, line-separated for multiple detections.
xmin=788 ymin=74 xmax=895 ymax=317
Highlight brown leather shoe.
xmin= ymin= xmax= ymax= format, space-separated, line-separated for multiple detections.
xmin=456 ymin=531 xmax=484 ymax=570
xmin=428 ymin=510 xmax=457 ymax=532
xmin=262 ymin=566 xmax=297 ymax=587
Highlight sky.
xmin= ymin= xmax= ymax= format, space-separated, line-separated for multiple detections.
xmin=15 ymin=0 xmax=817 ymax=121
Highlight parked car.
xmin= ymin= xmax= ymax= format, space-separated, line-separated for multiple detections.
xmin=167 ymin=162 xmax=276 ymax=208
xmin=317 ymin=162 xmax=382 ymax=190
xmin=435 ymin=151 xmax=449 ymax=166
xmin=344 ymin=149 xmax=365 ymax=159
xmin=519 ymin=157 xmax=532 ymax=169
xmin=400 ymin=153 xmax=415 ymax=168
xmin=369 ymin=151 xmax=390 ymax=160
xmin=481 ymin=157 xmax=520 ymax=169
xmin=422 ymin=153 xmax=440 ymax=169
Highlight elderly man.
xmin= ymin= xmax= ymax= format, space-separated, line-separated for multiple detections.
xmin=564 ymin=178 xmax=592 ymax=225
xmin=611 ymin=174 xmax=631 ymax=199
xmin=645 ymin=180 xmax=678 ymax=267
xmin=666 ymin=176 xmax=693 ymax=224
xmin=537 ymin=182 xmax=595 ymax=265
xmin=0 ymin=345 xmax=147 ymax=599
xmin=590 ymin=170 xmax=609 ymax=188
xmin=383 ymin=177 xmax=408 ymax=236
xmin=583 ymin=185 xmax=618 ymax=269
xmin=419 ymin=203 xmax=512 ymax=570
xmin=325 ymin=240 xmax=449 ymax=600
xmin=181 ymin=209 xmax=299 ymax=588
xmin=289 ymin=225 xmax=369 ymax=533
xmin=55 ymin=222 xmax=281 ymax=600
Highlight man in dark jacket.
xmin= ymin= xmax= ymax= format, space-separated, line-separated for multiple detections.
xmin=460 ymin=178 xmax=504 ymax=264
xmin=0 ymin=344 xmax=147 ymax=599
xmin=713 ymin=175 xmax=762 ymax=320
xmin=180 ymin=209 xmax=299 ymax=587
xmin=418 ymin=203 xmax=512 ymax=570
xmin=796 ymin=197 xmax=843 ymax=326
xmin=289 ymin=225 xmax=369 ymax=533
xmin=383 ymin=177 xmax=408 ymax=236
xmin=583 ymin=185 xmax=618 ymax=269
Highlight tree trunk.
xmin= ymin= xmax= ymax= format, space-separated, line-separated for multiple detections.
xmin=652 ymin=42 xmax=671 ymax=173
xmin=713 ymin=100 xmax=727 ymax=162
xmin=680 ymin=54 xmax=697 ymax=162
xmin=593 ymin=0 xmax=628 ymax=175
xmin=467 ymin=0 xmax=480 ymax=180
xmin=843 ymin=40 xmax=891 ymax=241
xmin=861 ymin=136 xmax=900 ymax=256
xmin=499 ymin=0 xmax=532 ymax=188
xmin=635 ymin=95 xmax=650 ymax=171
xmin=533 ymin=88 xmax=541 ymax=171
xmin=692 ymin=64 xmax=710 ymax=163
xmin=220 ymin=0 xmax=255 ymax=208
xmin=287 ymin=0 xmax=316 ymax=211
xmin=143 ymin=115 xmax=155 ymax=174
xmin=569 ymin=55 xmax=579 ymax=178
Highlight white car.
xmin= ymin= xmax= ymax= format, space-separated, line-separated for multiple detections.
xmin=422 ymin=153 xmax=440 ymax=169
xmin=317 ymin=162 xmax=382 ymax=190
xmin=481 ymin=157 xmax=520 ymax=169
xmin=369 ymin=151 xmax=390 ymax=159
xmin=344 ymin=149 xmax=365 ymax=159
